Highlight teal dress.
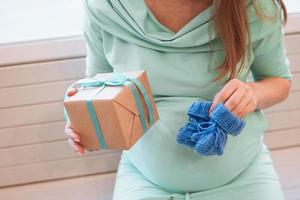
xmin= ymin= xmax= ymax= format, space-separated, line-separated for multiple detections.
xmin=82 ymin=0 xmax=293 ymax=199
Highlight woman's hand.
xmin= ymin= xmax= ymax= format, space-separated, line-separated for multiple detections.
xmin=64 ymin=86 xmax=85 ymax=156
xmin=208 ymin=79 xmax=259 ymax=118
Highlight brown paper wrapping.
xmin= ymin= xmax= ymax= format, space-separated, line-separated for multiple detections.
xmin=63 ymin=70 xmax=159 ymax=151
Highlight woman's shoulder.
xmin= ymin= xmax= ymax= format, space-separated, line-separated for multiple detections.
xmin=247 ymin=0 xmax=284 ymax=42
xmin=247 ymin=0 xmax=284 ymax=24
xmin=83 ymin=0 xmax=125 ymax=24
xmin=83 ymin=0 xmax=142 ymax=34
xmin=83 ymin=0 xmax=114 ymax=20
xmin=83 ymin=0 xmax=133 ymax=36
xmin=248 ymin=0 xmax=283 ymax=19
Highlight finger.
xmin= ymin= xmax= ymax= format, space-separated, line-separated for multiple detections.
xmin=68 ymin=138 xmax=80 ymax=151
xmin=68 ymin=138 xmax=84 ymax=156
xmin=65 ymin=126 xmax=80 ymax=142
xmin=65 ymin=121 xmax=80 ymax=141
xmin=231 ymin=95 xmax=251 ymax=117
xmin=208 ymin=92 xmax=218 ymax=114
xmin=67 ymin=86 xmax=78 ymax=97
xmin=209 ymin=80 xmax=239 ymax=113
xmin=237 ymin=100 xmax=253 ymax=118
xmin=224 ymin=86 xmax=247 ymax=112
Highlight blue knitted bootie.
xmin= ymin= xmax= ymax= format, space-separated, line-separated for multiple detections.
xmin=176 ymin=119 xmax=199 ymax=147
xmin=187 ymin=101 xmax=212 ymax=122
xmin=176 ymin=101 xmax=212 ymax=148
xmin=176 ymin=100 xmax=246 ymax=156
xmin=193 ymin=125 xmax=228 ymax=156
xmin=210 ymin=103 xmax=246 ymax=136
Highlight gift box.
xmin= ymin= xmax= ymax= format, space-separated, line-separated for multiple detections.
xmin=63 ymin=70 xmax=159 ymax=151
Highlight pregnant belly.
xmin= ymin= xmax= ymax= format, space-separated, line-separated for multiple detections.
xmin=124 ymin=96 xmax=268 ymax=193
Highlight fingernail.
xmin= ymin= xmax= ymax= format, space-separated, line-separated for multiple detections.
xmin=74 ymin=137 xmax=80 ymax=142
xmin=67 ymin=88 xmax=77 ymax=96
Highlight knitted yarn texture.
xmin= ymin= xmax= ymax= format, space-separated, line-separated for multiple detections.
xmin=176 ymin=101 xmax=246 ymax=156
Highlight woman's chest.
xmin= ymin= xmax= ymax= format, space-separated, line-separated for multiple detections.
xmin=101 ymin=32 xmax=253 ymax=99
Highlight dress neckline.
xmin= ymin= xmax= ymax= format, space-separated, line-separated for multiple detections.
xmin=117 ymin=0 xmax=214 ymax=40
xmin=142 ymin=0 xmax=214 ymax=35
xmin=85 ymin=0 xmax=275 ymax=52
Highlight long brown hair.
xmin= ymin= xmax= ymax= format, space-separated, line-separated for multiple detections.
xmin=211 ymin=0 xmax=287 ymax=83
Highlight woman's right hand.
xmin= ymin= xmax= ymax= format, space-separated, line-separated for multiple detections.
xmin=64 ymin=120 xmax=85 ymax=156
xmin=64 ymin=86 xmax=85 ymax=156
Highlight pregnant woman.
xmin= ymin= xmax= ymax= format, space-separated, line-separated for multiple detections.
xmin=64 ymin=0 xmax=292 ymax=199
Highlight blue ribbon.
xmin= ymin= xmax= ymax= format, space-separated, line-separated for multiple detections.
xmin=63 ymin=73 xmax=155 ymax=149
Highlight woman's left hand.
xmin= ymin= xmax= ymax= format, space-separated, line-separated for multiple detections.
xmin=208 ymin=79 xmax=259 ymax=118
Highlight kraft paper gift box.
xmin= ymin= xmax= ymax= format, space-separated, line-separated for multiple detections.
xmin=63 ymin=70 xmax=159 ymax=151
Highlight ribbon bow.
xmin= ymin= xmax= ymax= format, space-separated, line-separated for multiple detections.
xmin=70 ymin=73 xmax=129 ymax=89
xmin=63 ymin=73 xmax=154 ymax=149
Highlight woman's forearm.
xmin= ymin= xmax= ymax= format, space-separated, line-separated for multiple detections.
xmin=247 ymin=77 xmax=292 ymax=110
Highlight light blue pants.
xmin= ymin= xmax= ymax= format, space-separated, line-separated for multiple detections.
xmin=112 ymin=143 xmax=285 ymax=200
